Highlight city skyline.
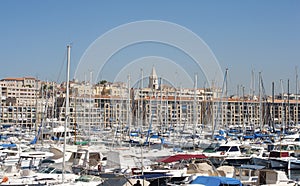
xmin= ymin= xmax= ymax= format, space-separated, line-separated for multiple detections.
xmin=0 ymin=1 xmax=299 ymax=96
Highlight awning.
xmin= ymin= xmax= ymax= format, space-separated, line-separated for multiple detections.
xmin=157 ymin=154 xmax=207 ymax=163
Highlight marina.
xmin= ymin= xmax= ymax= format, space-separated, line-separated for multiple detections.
xmin=1 ymin=1 xmax=300 ymax=185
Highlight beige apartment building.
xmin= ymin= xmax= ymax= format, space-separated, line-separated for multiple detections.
xmin=1 ymin=75 xmax=299 ymax=133
xmin=0 ymin=77 xmax=40 ymax=128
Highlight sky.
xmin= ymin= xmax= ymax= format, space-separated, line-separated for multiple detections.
xmin=0 ymin=0 xmax=299 ymax=95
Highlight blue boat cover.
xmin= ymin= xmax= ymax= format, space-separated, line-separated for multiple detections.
xmin=214 ymin=135 xmax=226 ymax=141
xmin=0 ymin=143 xmax=17 ymax=148
xmin=243 ymin=135 xmax=254 ymax=139
xmin=30 ymin=124 xmax=42 ymax=144
xmin=191 ymin=176 xmax=242 ymax=186
xmin=130 ymin=132 xmax=139 ymax=137
xmin=254 ymin=133 xmax=269 ymax=138
xmin=219 ymin=130 xmax=226 ymax=135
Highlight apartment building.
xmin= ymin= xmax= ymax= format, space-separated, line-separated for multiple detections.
xmin=1 ymin=75 xmax=299 ymax=133
xmin=0 ymin=77 xmax=40 ymax=128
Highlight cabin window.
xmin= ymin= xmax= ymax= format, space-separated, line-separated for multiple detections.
xmin=289 ymin=146 xmax=295 ymax=151
xmin=252 ymin=170 xmax=259 ymax=176
xmin=216 ymin=146 xmax=230 ymax=152
xmin=53 ymin=169 xmax=63 ymax=174
xmin=89 ymin=153 xmax=100 ymax=166
xmin=241 ymin=170 xmax=250 ymax=176
xmin=41 ymin=159 xmax=55 ymax=164
xmin=229 ymin=146 xmax=239 ymax=152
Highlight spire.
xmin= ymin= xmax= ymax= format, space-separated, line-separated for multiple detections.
xmin=150 ymin=65 xmax=157 ymax=78
xmin=149 ymin=65 xmax=158 ymax=90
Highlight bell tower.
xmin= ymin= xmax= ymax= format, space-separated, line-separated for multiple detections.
xmin=149 ymin=66 xmax=158 ymax=90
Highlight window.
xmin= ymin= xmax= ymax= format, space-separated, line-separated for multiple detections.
xmin=229 ymin=146 xmax=239 ymax=152
xmin=216 ymin=146 xmax=230 ymax=152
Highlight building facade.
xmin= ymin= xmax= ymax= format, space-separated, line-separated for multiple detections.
xmin=0 ymin=77 xmax=40 ymax=128
xmin=0 ymin=75 xmax=299 ymax=133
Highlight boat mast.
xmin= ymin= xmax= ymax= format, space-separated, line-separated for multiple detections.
xmin=193 ymin=73 xmax=197 ymax=151
xmin=159 ymin=77 xmax=163 ymax=132
xmin=296 ymin=67 xmax=299 ymax=125
xmin=212 ymin=68 xmax=228 ymax=139
xmin=280 ymin=79 xmax=285 ymax=134
xmin=251 ymin=69 xmax=255 ymax=98
xmin=89 ymin=71 xmax=93 ymax=143
xmin=242 ymin=86 xmax=245 ymax=134
xmin=272 ymin=82 xmax=275 ymax=133
xmin=258 ymin=72 xmax=262 ymax=132
xmin=62 ymin=45 xmax=71 ymax=183
xmin=127 ymin=74 xmax=131 ymax=138
xmin=287 ymin=79 xmax=290 ymax=129
xmin=83 ymin=73 xmax=86 ymax=133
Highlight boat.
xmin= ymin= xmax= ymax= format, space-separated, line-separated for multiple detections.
xmin=0 ymin=163 xmax=78 ymax=186
xmin=203 ymin=141 xmax=242 ymax=166
xmin=0 ymin=143 xmax=31 ymax=167
xmin=135 ymin=153 xmax=220 ymax=185
xmin=183 ymin=175 xmax=242 ymax=186
xmin=269 ymin=151 xmax=300 ymax=170
xmin=233 ymin=164 xmax=299 ymax=186
xmin=102 ymin=148 xmax=154 ymax=175
xmin=252 ymin=142 xmax=300 ymax=169
xmin=257 ymin=169 xmax=298 ymax=186
xmin=234 ymin=164 xmax=265 ymax=185
xmin=71 ymin=145 xmax=106 ymax=175
xmin=17 ymin=151 xmax=54 ymax=170
xmin=224 ymin=145 xmax=265 ymax=166
xmin=72 ymin=175 xmax=104 ymax=185
xmin=268 ymin=147 xmax=300 ymax=170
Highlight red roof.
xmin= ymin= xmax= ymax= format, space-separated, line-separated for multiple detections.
xmin=157 ymin=154 xmax=207 ymax=163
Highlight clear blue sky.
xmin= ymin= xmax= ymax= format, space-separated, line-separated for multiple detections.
xmin=0 ymin=0 xmax=299 ymax=95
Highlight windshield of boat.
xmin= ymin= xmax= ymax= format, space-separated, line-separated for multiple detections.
xmin=202 ymin=143 xmax=220 ymax=153
xmin=216 ymin=146 xmax=230 ymax=152
xmin=38 ymin=167 xmax=71 ymax=174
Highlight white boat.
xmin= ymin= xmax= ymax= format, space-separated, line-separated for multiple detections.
xmin=44 ymin=144 xmax=78 ymax=165
xmin=203 ymin=141 xmax=242 ymax=166
xmin=17 ymin=151 xmax=54 ymax=170
xmin=0 ymin=165 xmax=79 ymax=186
xmin=258 ymin=169 xmax=298 ymax=186
xmin=54 ymin=175 xmax=104 ymax=186
xmin=71 ymin=145 xmax=106 ymax=175
xmin=1 ymin=147 xmax=53 ymax=170
xmin=233 ymin=165 xmax=299 ymax=186
xmin=203 ymin=141 xmax=242 ymax=157
xmin=224 ymin=145 xmax=265 ymax=166
xmin=0 ymin=143 xmax=31 ymax=166
xmin=268 ymin=148 xmax=300 ymax=170
xmin=252 ymin=142 xmax=300 ymax=170
xmin=234 ymin=164 xmax=265 ymax=185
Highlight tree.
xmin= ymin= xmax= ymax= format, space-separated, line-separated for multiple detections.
xmin=99 ymin=80 xmax=107 ymax=85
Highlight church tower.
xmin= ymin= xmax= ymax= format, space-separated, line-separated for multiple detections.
xmin=149 ymin=66 xmax=159 ymax=90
